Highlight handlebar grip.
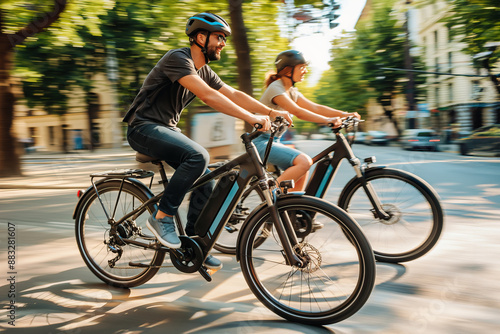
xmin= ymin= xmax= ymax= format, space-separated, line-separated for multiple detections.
xmin=254 ymin=123 xmax=263 ymax=130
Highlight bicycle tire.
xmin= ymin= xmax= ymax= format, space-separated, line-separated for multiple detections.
xmin=338 ymin=168 xmax=444 ymax=263
xmin=238 ymin=196 xmax=375 ymax=325
xmin=75 ymin=179 xmax=165 ymax=288
xmin=213 ymin=184 xmax=271 ymax=254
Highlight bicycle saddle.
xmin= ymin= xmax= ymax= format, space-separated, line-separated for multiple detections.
xmin=135 ymin=152 xmax=161 ymax=164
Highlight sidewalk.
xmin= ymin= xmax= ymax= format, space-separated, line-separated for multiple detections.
xmin=0 ymin=147 xmax=139 ymax=190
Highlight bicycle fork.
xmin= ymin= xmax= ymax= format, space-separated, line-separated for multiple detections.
xmin=260 ymin=182 xmax=305 ymax=268
xmin=351 ymin=160 xmax=391 ymax=220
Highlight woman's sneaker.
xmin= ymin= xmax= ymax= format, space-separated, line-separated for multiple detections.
xmin=204 ymin=255 xmax=222 ymax=270
xmin=147 ymin=212 xmax=181 ymax=248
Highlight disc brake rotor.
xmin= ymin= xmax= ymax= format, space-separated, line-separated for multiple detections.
xmin=379 ymin=203 xmax=402 ymax=225
xmin=294 ymin=242 xmax=321 ymax=273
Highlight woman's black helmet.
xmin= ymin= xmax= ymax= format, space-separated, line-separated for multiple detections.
xmin=275 ymin=50 xmax=307 ymax=73
xmin=185 ymin=12 xmax=232 ymax=37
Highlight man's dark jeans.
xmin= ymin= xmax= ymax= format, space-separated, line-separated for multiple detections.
xmin=127 ymin=123 xmax=215 ymax=235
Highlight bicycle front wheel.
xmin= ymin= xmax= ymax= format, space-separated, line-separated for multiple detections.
xmin=75 ymin=180 xmax=165 ymax=288
xmin=239 ymin=196 xmax=375 ymax=326
xmin=338 ymin=168 xmax=444 ymax=263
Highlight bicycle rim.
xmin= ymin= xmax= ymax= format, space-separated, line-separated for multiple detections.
xmin=239 ymin=198 xmax=375 ymax=325
xmin=340 ymin=168 xmax=443 ymax=263
xmin=75 ymin=180 xmax=164 ymax=287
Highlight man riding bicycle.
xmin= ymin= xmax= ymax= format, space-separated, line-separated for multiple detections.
xmin=123 ymin=12 xmax=292 ymax=269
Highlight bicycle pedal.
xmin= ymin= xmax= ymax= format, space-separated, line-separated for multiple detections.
xmin=207 ymin=267 xmax=221 ymax=276
xmin=198 ymin=266 xmax=213 ymax=282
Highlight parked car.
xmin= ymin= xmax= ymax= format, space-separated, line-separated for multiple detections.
xmin=459 ymin=124 xmax=500 ymax=156
xmin=364 ymin=130 xmax=389 ymax=146
xmin=347 ymin=131 xmax=367 ymax=144
xmin=280 ymin=129 xmax=295 ymax=148
xmin=400 ymin=129 xmax=441 ymax=151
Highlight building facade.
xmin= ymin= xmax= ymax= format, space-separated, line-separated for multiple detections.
xmin=13 ymin=73 xmax=123 ymax=153
xmin=413 ymin=0 xmax=499 ymax=136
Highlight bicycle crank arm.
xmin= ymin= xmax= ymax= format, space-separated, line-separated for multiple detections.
xmin=198 ymin=266 xmax=213 ymax=282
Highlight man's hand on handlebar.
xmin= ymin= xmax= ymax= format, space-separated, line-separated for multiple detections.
xmin=251 ymin=114 xmax=272 ymax=131
xmin=326 ymin=117 xmax=342 ymax=128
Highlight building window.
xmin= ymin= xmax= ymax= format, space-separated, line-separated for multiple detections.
xmin=435 ymin=86 xmax=440 ymax=107
xmin=448 ymin=52 xmax=453 ymax=74
xmin=48 ymin=126 xmax=55 ymax=146
xmin=448 ymin=83 xmax=453 ymax=103
xmin=434 ymin=30 xmax=439 ymax=52
xmin=435 ymin=57 xmax=440 ymax=77
xmin=471 ymin=80 xmax=483 ymax=101
xmin=28 ymin=127 xmax=36 ymax=146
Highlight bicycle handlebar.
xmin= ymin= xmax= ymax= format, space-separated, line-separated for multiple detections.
xmin=328 ymin=116 xmax=364 ymax=133
xmin=247 ymin=116 xmax=290 ymax=141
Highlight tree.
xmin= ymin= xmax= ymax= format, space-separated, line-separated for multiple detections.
xmin=5 ymin=0 xmax=290 ymax=171
xmin=442 ymin=0 xmax=500 ymax=97
xmin=315 ymin=36 xmax=372 ymax=120
xmin=0 ymin=0 xmax=68 ymax=177
xmin=315 ymin=0 xmax=426 ymax=134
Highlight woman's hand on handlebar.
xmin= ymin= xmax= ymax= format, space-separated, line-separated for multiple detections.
xmin=345 ymin=111 xmax=361 ymax=120
xmin=270 ymin=110 xmax=293 ymax=127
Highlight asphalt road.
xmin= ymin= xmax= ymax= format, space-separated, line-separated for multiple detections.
xmin=1 ymin=142 xmax=499 ymax=333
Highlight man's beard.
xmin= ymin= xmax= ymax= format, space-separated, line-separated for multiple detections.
xmin=206 ymin=46 xmax=221 ymax=61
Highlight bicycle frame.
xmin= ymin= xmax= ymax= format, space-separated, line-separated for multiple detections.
xmin=87 ymin=126 xmax=303 ymax=276
xmin=303 ymin=128 xmax=391 ymax=220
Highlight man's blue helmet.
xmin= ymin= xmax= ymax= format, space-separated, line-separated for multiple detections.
xmin=185 ymin=12 xmax=232 ymax=37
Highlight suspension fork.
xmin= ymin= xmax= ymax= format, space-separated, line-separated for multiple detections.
xmin=260 ymin=183 xmax=304 ymax=267
xmin=351 ymin=163 xmax=391 ymax=220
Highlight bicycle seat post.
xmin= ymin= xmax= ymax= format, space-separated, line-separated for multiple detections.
xmin=155 ymin=162 xmax=169 ymax=190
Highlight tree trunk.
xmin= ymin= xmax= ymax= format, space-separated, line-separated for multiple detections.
xmin=0 ymin=35 xmax=21 ymax=177
xmin=378 ymin=95 xmax=401 ymax=136
xmin=228 ymin=0 xmax=254 ymax=132
xmin=0 ymin=0 xmax=67 ymax=177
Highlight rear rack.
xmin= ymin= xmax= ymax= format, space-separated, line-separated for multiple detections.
xmin=90 ymin=169 xmax=154 ymax=179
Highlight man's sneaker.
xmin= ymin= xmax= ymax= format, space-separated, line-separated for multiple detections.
xmin=204 ymin=254 xmax=222 ymax=270
xmin=147 ymin=211 xmax=181 ymax=249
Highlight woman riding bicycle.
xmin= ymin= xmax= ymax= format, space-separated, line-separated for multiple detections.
xmin=254 ymin=50 xmax=360 ymax=193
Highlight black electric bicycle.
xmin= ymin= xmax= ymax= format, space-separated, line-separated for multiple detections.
xmin=214 ymin=117 xmax=444 ymax=263
xmin=73 ymin=117 xmax=376 ymax=326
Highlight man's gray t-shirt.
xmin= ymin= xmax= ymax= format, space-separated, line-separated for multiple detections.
xmin=124 ymin=47 xmax=224 ymax=128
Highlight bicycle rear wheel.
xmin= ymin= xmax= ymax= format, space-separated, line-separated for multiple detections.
xmin=75 ymin=180 xmax=165 ymax=288
xmin=338 ymin=168 xmax=444 ymax=263
xmin=239 ymin=196 xmax=375 ymax=326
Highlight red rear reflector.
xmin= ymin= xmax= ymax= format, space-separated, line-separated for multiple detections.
xmin=408 ymin=139 xmax=419 ymax=142
xmin=77 ymin=190 xmax=84 ymax=198
xmin=430 ymin=139 xmax=440 ymax=142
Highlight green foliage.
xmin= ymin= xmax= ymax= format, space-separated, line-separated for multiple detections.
xmin=442 ymin=0 xmax=500 ymax=63
xmin=314 ymin=0 xmax=426 ymax=125
xmin=7 ymin=0 xmax=289 ymax=121
xmin=314 ymin=36 xmax=372 ymax=118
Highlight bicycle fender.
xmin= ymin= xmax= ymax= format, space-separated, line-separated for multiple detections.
xmin=72 ymin=177 xmax=155 ymax=219
xmin=235 ymin=193 xmax=306 ymax=262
